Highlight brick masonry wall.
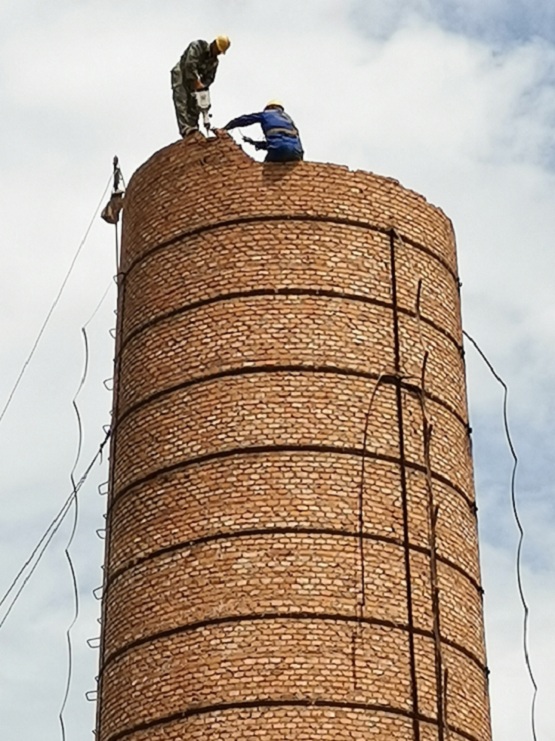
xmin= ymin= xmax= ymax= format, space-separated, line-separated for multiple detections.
xmin=95 ymin=133 xmax=492 ymax=741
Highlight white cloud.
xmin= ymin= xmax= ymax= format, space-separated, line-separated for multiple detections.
xmin=350 ymin=0 xmax=555 ymax=45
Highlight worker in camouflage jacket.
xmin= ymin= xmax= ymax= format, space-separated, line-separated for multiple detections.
xmin=171 ymin=35 xmax=230 ymax=137
xmin=223 ymin=101 xmax=304 ymax=162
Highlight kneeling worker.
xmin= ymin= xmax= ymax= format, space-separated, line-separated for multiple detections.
xmin=223 ymin=101 xmax=304 ymax=162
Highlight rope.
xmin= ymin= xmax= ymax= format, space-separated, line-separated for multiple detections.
xmin=463 ymin=329 xmax=538 ymax=741
xmin=63 ymin=182 xmax=121 ymax=731
xmin=58 ymin=498 xmax=79 ymax=741
xmin=0 ymin=431 xmax=111 ymax=631
xmin=0 ymin=175 xmax=112 ymax=429
xmin=59 ymin=324 xmax=91 ymax=741
xmin=95 ymin=195 xmax=125 ymax=740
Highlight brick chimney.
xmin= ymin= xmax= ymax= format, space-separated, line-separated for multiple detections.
xmin=95 ymin=134 xmax=491 ymax=741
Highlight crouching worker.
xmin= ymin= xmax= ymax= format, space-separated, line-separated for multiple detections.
xmin=223 ymin=100 xmax=304 ymax=162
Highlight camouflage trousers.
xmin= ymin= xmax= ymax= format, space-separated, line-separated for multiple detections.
xmin=170 ymin=65 xmax=199 ymax=136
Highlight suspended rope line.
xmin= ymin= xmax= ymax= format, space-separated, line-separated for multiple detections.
xmin=71 ymin=330 xmax=89 ymax=475
xmin=0 ymin=431 xmax=111 ymax=631
xmin=0 ymin=175 xmax=112 ymax=430
xmin=463 ymin=329 xmax=538 ymax=741
xmin=58 ymin=160 xmax=122 ymax=733
xmin=84 ymin=282 xmax=114 ymax=331
xmin=58 ymin=497 xmax=79 ymax=741
xmin=94 ymin=173 xmax=125 ymax=740
xmin=59 ymin=324 xmax=91 ymax=741
xmin=58 ymin=270 xmax=115 ymax=735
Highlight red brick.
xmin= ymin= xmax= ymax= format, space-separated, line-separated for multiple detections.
xmin=96 ymin=135 xmax=491 ymax=741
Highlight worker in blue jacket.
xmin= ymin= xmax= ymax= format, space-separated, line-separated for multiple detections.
xmin=223 ymin=101 xmax=304 ymax=162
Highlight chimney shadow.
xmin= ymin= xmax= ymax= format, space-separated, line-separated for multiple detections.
xmin=261 ymin=161 xmax=303 ymax=184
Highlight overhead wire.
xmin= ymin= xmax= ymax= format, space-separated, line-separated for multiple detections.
xmin=0 ymin=431 xmax=111 ymax=632
xmin=0 ymin=169 xmax=114 ymax=630
xmin=0 ymin=174 xmax=112 ymax=430
xmin=56 ymin=183 xmax=120 ymax=736
xmin=0 ymin=276 xmax=112 ymax=627
xmin=0 ymin=160 xmax=119 ymax=741
xmin=85 ymin=281 xmax=114 ymax=329
xmin=463 ymin=329 xmax=538 ymax=741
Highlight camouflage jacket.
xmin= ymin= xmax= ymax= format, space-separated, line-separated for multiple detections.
xmin=179 ymin=39 xmax=219 ymax=89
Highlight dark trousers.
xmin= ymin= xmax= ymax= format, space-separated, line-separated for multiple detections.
xmin=265 ymin=145 xmax=304 ymax=163
xmin=170 ymin=65 xmax=199 ymax=136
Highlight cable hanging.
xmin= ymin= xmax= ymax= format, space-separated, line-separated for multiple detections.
xmin=58 ymin=493 xmax=79 ymax=741
xmin=94 ymin=164 xmax=127 ymax=740
xmin=57 ymin=165 xmax=123 ymax=734
xmin=0 ymin=157 xmax=121 ymax=631
xmin=0 ymin=175 xmax=112 ymax=430
xmin=0 ymin=431 xmax=111 ymax=632
xmin=463 ymin=329 xmax=538 ymax=741
xmin=0 ymin=158 xmax=121 ymax=741
xmin=58 ymin=321 xmax=91 ymax=741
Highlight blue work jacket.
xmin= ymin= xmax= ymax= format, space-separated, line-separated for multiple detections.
xmin=225 ymin=108 xmax=304 ymax=157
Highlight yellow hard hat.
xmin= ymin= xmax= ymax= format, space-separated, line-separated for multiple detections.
xmin=264 ymin=99 xmax=284 ymax=110
xmin=214 ymin=35 xmax=231 ymax=54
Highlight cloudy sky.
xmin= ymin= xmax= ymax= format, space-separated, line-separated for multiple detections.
xmin=0 ymin=1 xmax=554 ymax=739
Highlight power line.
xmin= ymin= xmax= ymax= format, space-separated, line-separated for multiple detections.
xmin=463 ymin=329 xmax=538 ymax=741
xmin=0 ymin=175 xmax=112 ymax=429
